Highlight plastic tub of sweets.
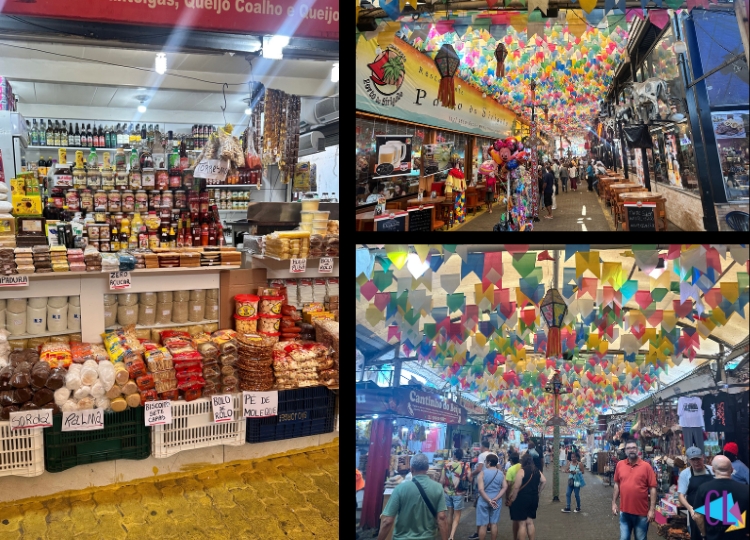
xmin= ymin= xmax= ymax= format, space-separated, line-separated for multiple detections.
xmin=28 ymin=297 xmax=48 ymax=309
xmin=299 ymin=222 xmax=313 ymax=232
xmin=47 ymin=296 xmax=68 ymax=309
xmin=300 ymin=211 xmax=315 ymax=223
xmin=47 ymin=305 xmax=68 ymax=332
xmin=258 ymin=315 xmax=281 ymax=333
xmin=234 ymin=294 xmax=259 ymax=317
xmin=26 ymin=307 xmax=46 ymax=334
xmin=6 ymin=298 xmax=26 ymax=313
xmin=233 ymin=314 xmax=258 ymax=334
xmin=300 ymin=199 xmax=319 ymax=212
xmin=313 ymin=210 xmax=330 ymax=221
xmin=259 ymin=295 xmax=283 ymax=316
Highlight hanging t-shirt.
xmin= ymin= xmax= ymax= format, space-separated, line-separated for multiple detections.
xmin=677 ymin=396 xmax=705 ymax=428
xmin=701 ymin=392 xmax=736 ymax=432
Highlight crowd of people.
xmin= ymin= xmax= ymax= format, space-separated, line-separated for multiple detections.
xmin=536 ymin=157 xmax=608 ymax=220
xmin=370 ymin=438 xmax=749 ymax=540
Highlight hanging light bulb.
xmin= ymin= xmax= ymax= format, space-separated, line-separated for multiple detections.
xmin=155 ymin=53 xmax=167 ymax=74
xmin=672 ymin=41 xmax=687 ymax=55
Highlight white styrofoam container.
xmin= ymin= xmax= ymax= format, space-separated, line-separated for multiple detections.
xmin=0 ymin=421 xmax=45 ymax=477
xmin=151 ymin=395 xmax=245 ymax=458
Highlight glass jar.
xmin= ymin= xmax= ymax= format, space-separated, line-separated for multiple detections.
xmin=108 ymin=191 xmax=121 ymax=212
xmin=188 ymin=191 xmax=199 ymax=217
xmin=87 ymin=224 xmax=100 ymax=240
xmin=73 ymin=168 xmax=87 ymax=189
xmin=169 ymin=174 xmax=182 ymax=189
xmin=149 ymin=191 xmax=162 ymax=210
xmin=135 ymin=190 xmax=148 ymax=213
xmin=94 ymin=211 xmax=107 ymax=223
xmin=101 ymin=170 xmax=114 ymax=191
xmin=116 ymin=170 xmax=129 ymax=189
xmin=199 ymin=191 xmax=209 ymax=215
xmin=99 ymin=240 xmax=110 ymax=252
xmin=80 ymin=189 xmax=94 ymax=212
xmin=65 ymin=189 xmax=80 ymax=211
xmin=161 ymin=190 xmax=174 ymax=209
xmin=142 ymin=168 xmax=155 ymax=190
xmin=182 ymin=169 xmax=194 ymax=189
xmin=100 ymin=224 xmax=110 ymax=239
xmin=175 ymin=190 xmax=186 ymax=209
xmin=89 ymin=240 xmax=100 ymax=251
xmin=130 ymin=171 xmax=142 ymax=190
xmin=122 ymin=190 xmax=135 ymax=213
xmin=156 ymin=169 xmax=169 ymax=190
xmin=86 ymin=169 xmax=101 ymax=189
xmin=148 ymin=231 xmax=159 ymax=249
xmin=94 ymin=189 xmax=108 ymax=210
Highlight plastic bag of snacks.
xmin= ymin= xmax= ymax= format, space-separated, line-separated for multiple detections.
xmin=70 ymin=342 xmax=95 ymax=363
xmin=40 ymin=342 xmax=73 ymax=368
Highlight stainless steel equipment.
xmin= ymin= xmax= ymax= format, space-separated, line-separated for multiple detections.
xmin=227 ymin=202 xmax=339 ymax=245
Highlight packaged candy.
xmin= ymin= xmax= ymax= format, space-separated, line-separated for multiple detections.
xmin=140 ymin=389 xmax=158 ymax=406
xmin=70 ymin=342 xmax=95 ymax=363
xmin=126 ymin=360 xmax=147 ymax=380
xmin=136 ymin=373 xmax=155 ymax=391
xmin=39 ymin=342 xmax=72 ymax=368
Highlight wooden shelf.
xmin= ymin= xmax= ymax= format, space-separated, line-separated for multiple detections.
xmin=4 ymin=329 xmax=79 ymax=339
xmin=105 ymin=319 xmax=219 ymax=331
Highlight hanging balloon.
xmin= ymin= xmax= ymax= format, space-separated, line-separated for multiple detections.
xmin=434 ymin=44 xmax=461 ymax=109
xmin=494 ymin=43 xmax=508 ymax=79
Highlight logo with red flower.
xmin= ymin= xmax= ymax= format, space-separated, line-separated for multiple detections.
xmin=367 ymin=46 xmax=406 ymax=96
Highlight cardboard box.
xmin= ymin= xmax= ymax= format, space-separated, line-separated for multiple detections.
xmin=12 ymin=194 xmax=42 ymax=215
xmin=219 ymin=268 xmax=268 ymax=330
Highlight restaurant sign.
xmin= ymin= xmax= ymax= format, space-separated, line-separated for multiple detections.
xmin=356 ymin=386 xmax=468 ymax=424
xmin=357 ymin=37 xmax=518 ymax=139
xmin=487 ymin=408 xmax=505 ymax=425
xmin=0 ymin=0 xmax=338 ymax=40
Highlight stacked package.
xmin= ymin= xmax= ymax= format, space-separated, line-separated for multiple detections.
xmin=144 ymin=346 xmax=177 ymax=400
xmin=271 ymin=341 xmax=333 ymax=390
xmin=325 ymin=234 xmax=339 ymax=257
xmin=133 ymin=252 xmax=146 ymax=270
xmin=57 ymin=352 xmax=116 ymax=412
xmin=236 ymin=333 xmax=275 ymax=391
xmin=101 ymin=253 xmax=119 ymax=272
xmin=211 ymin=330 xmax=238 ymax=394
xmin=101 ymin=326 xmax=151 ymax=410
xmin=279 ymin=303 xmax=303 ymax=342
xmin=220 ymin=250 xmax=241 ymax=266
xmin=51 ymin=246 xmax=69 ymax=272
xmin=144 ymin=252 xmax=159 ymax=269
xmin=13 ymin=248 xmax=34 ymax=274
xmin=0 ymin=248 xmax=16 ymax=275
xmin=200 ymin=251 xmax=221 ymax=267
xmin=67 ymin=248 xmax=86 ymax=272
xmin=84 ymin=246 xmax=102 ymax=272
xmin=0 ymin=348 xmax=67 ymax=419
xmin=314 ymin=320 xmax=339 ymax=387
xmin=33 ymin=245 xmax=52 ymax=274
xmin=179 ymin=252 xmax=201 ymax=268
xmin=264 ymin=231 xmax=310 ymax=259
xmin=160 ymin=330 xmax=204 ymax=402
xmin=309 ymin=234 xmax=325 ymax=258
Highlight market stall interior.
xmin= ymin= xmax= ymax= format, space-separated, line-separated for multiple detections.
xmin=356 ymin=244 xmax=749 ymax=540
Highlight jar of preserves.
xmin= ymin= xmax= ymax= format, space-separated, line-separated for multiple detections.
xmin=65 ymin=189 xmax=80 ymax=211
xmin=149 ymin=192 xmax=161 ymax=210
xmin=80 ymin=189 xmax=94 ymax=212
xmin=108 ymin=191 xmax=121 ymax=212
xmin=142 ymin=168 xmax=155 ymax=190
xmin=89 ymin=240 xmax=100 ymax=251
xmin=73 ymin=168 xmax=87 ymax=189
xmin=135 ymin=190 xmax=148 ymax=213
xmin=100 ymin=224 xmax=110 ymax=239
xmin=156 ymin=169 xmax=169 ymax=190
xmin=99 ymin=240 xmax=110 ymax=252
xmin=85 ymin=169 xmax=100 ymax=189
xmin=188 ymin=191 xmax=199 ymax=217
xmin=94 ymin=211 xmax=107 ymax=223
xmin=169 ymin=174 xmax=181 ymax=189
xmin=101 ymin=170 xmax=114 ymax=190
xmin=122 ymin=190 xmax=135 ymax=212
xmin=175 ymin=190 xmax=186 ymax=209
xmin=161 ymin=190 xmax=174 ymax=209
xmin=116 ymin=170 xmax=129 ymax=189
xmin=182 ymin=169 xmax=194 ymax=189
xmin=88 ymin=224 xmax=100 ymax=240
xmin=199 ymin=191 xmax=209 ymax=215
xmin=94 ymin=189 xmax=108 ymax=210
xmin=148 ymin=231 xmax=159 ymax=249
xmin=130 ymin=171 xmax=142 ymax=190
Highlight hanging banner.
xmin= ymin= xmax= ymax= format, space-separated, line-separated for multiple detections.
xmin=0 ymin=0 xmax=339 ymax=40
xmin=356 ymin=385 xmax=468 ymax=424
xmin=357 ymin=37 xmax=519 ymax=139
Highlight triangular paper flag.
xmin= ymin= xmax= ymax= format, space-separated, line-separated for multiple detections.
xmin=528 ymin=0 xmax=549 ymax=14
xmin=441 ymin=274 xmax=461 ymax=295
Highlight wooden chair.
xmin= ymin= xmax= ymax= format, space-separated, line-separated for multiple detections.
xmin=438 ymin=199 xmax=454 ymax=229
xmin=386 ymin=201 xmax=402 ymax=211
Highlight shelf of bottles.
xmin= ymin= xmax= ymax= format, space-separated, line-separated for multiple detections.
xmin=25 ymin=119 xmax=257 ymax=253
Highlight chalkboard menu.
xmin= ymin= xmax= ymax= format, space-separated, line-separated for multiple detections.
xmin=624 ymin=203 xmax=656 ymax=231
xmin=407 ymin=205 xmax=433 ymax=232
xmin=374 ymin=211 xmax=408 ymax=232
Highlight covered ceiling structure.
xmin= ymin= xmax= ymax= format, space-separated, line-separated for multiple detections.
xmin=356 ymin=244 xmax=750 ymax=431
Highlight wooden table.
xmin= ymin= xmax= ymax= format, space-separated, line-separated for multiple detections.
xmin=406 ymin=196 xmax=446 ymax=231
xmin=598 ymin=177 xmax=621 ymax=198
xmin=355 ymin=211 xmax=375 ymax=231
xmin=619 ymin=192 xmax=668 ymax=231
xmin=603 ymin=179 xmax=628 ymax=204
xmin=609 ymin=184 xmax=645 ymax=214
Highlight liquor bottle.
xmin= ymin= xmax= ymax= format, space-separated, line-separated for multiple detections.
xmin=45 ymin=120 xmax=53 ymax=146
xmin=95 ymin=126 xmax=101 ymax=148
xmin=167 ymin=226 xmax=175 ymax=248
xmin=29 ymin=119 xmax=37 ymax=146
xmin=89 ymin=124 xmax=95 ymax=147
xmin=109 ymin=126 xmax=115 ymax=148
xmin=66 ymin=121 xmax=73 ymax=147
xmin=208 ymin=215 xmax=217 ymax=246
xmin=160 ymin=227 xmax=168 ymax=248
xmin=140 ymin=124 xmax=146 ymax=144
xmin=58 ymin=120 xmax=64 ymax=146
xmin=114 ymin=123 xmax=121 ymax=147
xmin=130 ymin=125 xmax=136 ymax=147
xmin=51 ymin=121 xmax=58 ymax=147
xmin=116 ymin=124 xmax=123 ymax=147
xmin=184 ymin=217 xmax=193 ymax=247
xmin=104 ymin=126 xmax=110 ymax=149
xmin=147 ymin=124 xmax=154 ymax=143
xmin=74 ymin=124 xmax=81 ymax=147
xmin=111 ymin=226 xmax=120 ymax=252
xmin=192 ymin=220 xmax=201 ymax=246
xmin=100 ymin=126 xmax=105 ymax=148
xmin=200 ymin=219 xmax=209 ymax=246
xmin=120 ymin=227 xmax=129 ymax=248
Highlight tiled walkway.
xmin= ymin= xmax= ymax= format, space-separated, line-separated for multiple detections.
xmin=0 ymin=439 xmax=339 ymax=540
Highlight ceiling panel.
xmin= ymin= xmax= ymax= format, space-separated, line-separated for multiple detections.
xmin=88 ymin=87 xmax=119 ymax=107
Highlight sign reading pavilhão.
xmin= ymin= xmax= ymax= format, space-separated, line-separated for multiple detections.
xmin=357 ymin=37 xmax=518 ymax=139
xmin=0 ymin=0 xmax=338 ymax=40
xmin=356 ymin=385 xmax=468 ymax=424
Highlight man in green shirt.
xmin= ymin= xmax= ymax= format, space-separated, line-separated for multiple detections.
xmin=378 ymin=453 xmax=450 ymax=540
xmin=505 ymin=452 xmax=522 ymax=486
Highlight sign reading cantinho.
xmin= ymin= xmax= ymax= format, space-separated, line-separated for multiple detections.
xmin=0 ymin=0 xmax=338 ymax=40
xmin=356 ymin=385 xmax=468 ymax=424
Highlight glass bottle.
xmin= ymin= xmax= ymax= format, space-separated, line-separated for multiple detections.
xmin=160 ymin=227 xmax=168 ymax=247
xmin=208 ymin=215 xmax=217 ymax=246
xmin=138 ymin=224 xmax=148 ymax=249
xmin=73 ymin=123 xmax=80 ymax=147
xmin=111 ymin=226 xmax=120 ymax=252
xmin=192 ymin=220 xmax=201 ymax=246
xmin=52 ymin=120 xmax=59 ymax=146
xmin=116 ymin=124 xmax=123 ymax=147
xmin=184 ymin=217 xmax=193 ymax=247
xmin=45 ymin=120 xmax=52 ymax=146
xmin=200 ymin=220 xmax=209 ymax=246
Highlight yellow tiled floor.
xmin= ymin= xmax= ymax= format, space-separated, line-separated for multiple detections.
xmin=0 ymin=439 xmax=338 ymax=540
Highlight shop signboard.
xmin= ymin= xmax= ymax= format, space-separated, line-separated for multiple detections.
xmin=0 ymin=0 xmax=338 ymax=40
xmin=357 ymin=37 xmax=518 ymax=139
xmin=487 ymin=408 xmax=505 ymax=425
xmin=374 ymin=135 xmax=412 ymax=176
xmin=374 ymin=211 xmax=408 ymax=232
xmin=356 ymin=386 xmax=468 ymax=424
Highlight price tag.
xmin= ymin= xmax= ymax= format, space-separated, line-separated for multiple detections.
xmin=144 ymin=401 xmax=172 ymax=426
xmin=109 ymin=271 xmax=131 ymax=290
xmin=242 ymin=391 xmax=278 ymax=418
xmin=62 ymin=409 xmax=104 ymax=432
xmin=0 ymin=275 xmax=29 ymax=287
xmin=290 ymin=258 xmax=307 ymax=273
xmin=318 ymin=257 xmax=334 ymax=274
xmin=9 ymin=408 xmax=53 ymax=430
xmin=194 ymin=159 xmax=230 ymax=182
xmin=212 ymin=394 xmax=234 ymax=423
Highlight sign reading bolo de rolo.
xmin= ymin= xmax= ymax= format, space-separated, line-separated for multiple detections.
xmin=356 ymin=384 xmax=468 ymax=424
xmin=0 ymin=0 xmax=338 ymax=40
xmin=356 ymin=37 xmax=519 ymax=139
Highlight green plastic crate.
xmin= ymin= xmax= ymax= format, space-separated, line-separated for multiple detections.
xmin=43 ymin=408 xmax=151 ymax=473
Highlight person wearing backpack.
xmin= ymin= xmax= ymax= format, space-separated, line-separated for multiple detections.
xmin=440 ymin=448 xmax=470 ymax=540
xmin=379 ymin=453 xmax=449 ymax=540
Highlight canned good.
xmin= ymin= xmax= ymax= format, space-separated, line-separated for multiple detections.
xmin=156 ymin=169 xmax=169 ymax=190
xmin=80 ymin=189 xmax=93 ymax=211
xmin=108 ymin=191 xmax=121 ymax=212
xmin=142 ymin=168 xmax=155 ymax=190
xmin=122 ymin=190 xmax=135 ymax=212
xmin=65 ymin=189 xmax=80 ymax=211
xmin=135 ymin=190 xmax=148 ymax=213
xmin=130 ymin=171 xmax=142 ymax=190
xmin=101 ymin=170 xmax=114 ymax=190
xmin=169 ymin=175 xmax=181 ymax=189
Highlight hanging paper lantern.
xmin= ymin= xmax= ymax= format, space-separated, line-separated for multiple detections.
xmin=434 ymin=44 xmax=460 ymax=109
xmin=494 ymin=43 xmax=508 ymax=79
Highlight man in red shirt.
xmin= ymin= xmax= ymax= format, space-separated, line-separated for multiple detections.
xmin=612 ymin=440 xmax=657 ymax=540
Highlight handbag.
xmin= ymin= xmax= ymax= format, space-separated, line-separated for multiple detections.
xmin=412 ymin=479 xmax=437 ymax=518
xmin=475 ymin=469 xmax=499 ymax=508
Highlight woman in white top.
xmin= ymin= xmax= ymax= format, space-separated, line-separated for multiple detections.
xmin=568 ymin=164 xmax=578 ymax=191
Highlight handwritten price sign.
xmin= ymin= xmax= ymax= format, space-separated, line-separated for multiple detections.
xmin=109 ymin=271 xmax=131 ymax=290
xmin=10 ymin=409 xmax=53 ymax=430
xmin=318 ymin=257 xmax=334 ymax=273
xmin=242 ymin=391 xmax=278 ymax=418
xmin=62 ymin=409 xmax=104 ymax=432
xmin=290 ymin=258 xmax=307 ymax=273
xmin=212 ymin=394 xmax=235 ymax=423
xmin=0 ymin=275 xmax=29 ymax=287
xmin=145 ymin=401 xmax=172 ymax=426
xmin=194 ymin=159 xmax=230 ymax=182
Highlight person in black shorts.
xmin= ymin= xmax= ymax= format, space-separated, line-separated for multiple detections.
xmin=542 ymin=165 xmax=555 ymax=220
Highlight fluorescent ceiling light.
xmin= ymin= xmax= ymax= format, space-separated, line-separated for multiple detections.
xmin=263 ymin=35 xmax=289 ymax=60
xmin=331 ymin=62 xmax=339 ymax=83
xmin=155 ymin=53 xmax=167 ymax=74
